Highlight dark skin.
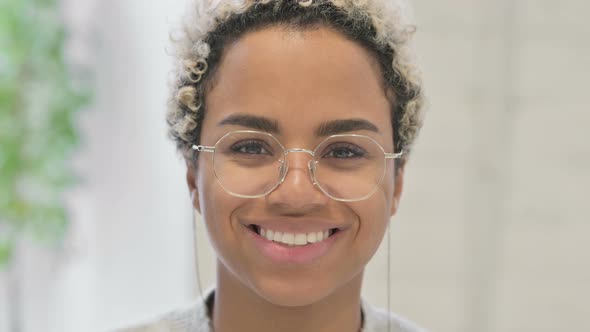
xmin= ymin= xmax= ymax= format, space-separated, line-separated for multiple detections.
xmin=186 ymin=26 xmax=405 ymax=332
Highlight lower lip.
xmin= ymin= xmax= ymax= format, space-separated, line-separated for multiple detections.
xmin=244 ymin=226 xmax=343 ymax=265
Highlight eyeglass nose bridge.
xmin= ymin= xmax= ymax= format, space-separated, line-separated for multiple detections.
xmin=278 ymin=148 xmax=318 ymax=186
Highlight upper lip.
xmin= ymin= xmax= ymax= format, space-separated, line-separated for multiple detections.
xmin=241 ymin=218 xmax=349 ymax=234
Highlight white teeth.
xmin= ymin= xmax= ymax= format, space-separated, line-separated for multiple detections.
xmin=294 ymin=234 xmax=307 ymax=245
xmin=256 ymin=226 xmax=337 ymax=246
xmin=282 ymin=233 xmax=294 ymax=245
xmin=273 ymin=231 xmax=282 ymax=242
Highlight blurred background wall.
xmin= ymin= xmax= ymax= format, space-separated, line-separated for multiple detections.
xmin=0 ymin=0 xmax=588 ymax=331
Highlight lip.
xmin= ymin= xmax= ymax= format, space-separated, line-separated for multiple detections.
xmin=243 ymin=224 xmax=345 ymax=265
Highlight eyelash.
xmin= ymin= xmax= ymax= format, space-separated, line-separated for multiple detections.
xmin=322 ymin=144 xmax=367 ymax=159
xmin=230 ymin=140 xmax=273 ymax=155
xmin=227 ymin=140 xmax=369 ymax=159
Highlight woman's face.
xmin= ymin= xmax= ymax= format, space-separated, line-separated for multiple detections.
xmin=187 ymin=26 xmax=404 ymax=307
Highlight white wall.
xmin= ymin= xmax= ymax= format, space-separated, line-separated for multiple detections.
xmin=67 ymin=0 xmax=197 ymax=330
xmin=382 ymin=0 xmax=590 ymax=331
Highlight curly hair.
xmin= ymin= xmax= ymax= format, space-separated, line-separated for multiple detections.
xmin=167 ymin=0 xmax=425 ymax=167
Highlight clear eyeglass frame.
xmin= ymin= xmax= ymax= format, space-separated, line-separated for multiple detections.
xmin=192 ymin=130 xmax=404 ymax=202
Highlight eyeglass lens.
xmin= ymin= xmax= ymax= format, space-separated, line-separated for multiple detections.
xmin=212 ymin=131 xmax=386 ymax=201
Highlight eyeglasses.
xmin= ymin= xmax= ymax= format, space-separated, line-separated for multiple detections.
xmin=192 ymin=130 xmax=403 ymax=202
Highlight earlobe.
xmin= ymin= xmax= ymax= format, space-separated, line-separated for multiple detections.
xmin=390 ymin=166 xmax=405 ymax=216
xmin=391 ymin=199 xmax=399 ymax=215
xmin=186 ymin=161 xmax=201 ymax=214
xmin=190 ymin=189 xmax=200 ymax=213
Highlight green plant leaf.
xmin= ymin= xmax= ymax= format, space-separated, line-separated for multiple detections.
xmin=0 ymin=238 xmax=14 ymax=269
xmin=0 ymin=0 xmax=91 ymax=268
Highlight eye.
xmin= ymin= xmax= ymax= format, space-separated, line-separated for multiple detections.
xmin=323 ymin=144 xmax=367 ymax=159
xmin=230 ymin=140 xmax=272 ymax=155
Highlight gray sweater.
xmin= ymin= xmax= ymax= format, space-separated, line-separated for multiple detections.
xmin=116 ymin=288 xmax=426 ymax=332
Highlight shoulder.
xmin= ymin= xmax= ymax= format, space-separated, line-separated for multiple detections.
xmin=110 ymin=290 xmax=429 ymax=332
xmin=361 ymin=299 xmax=429 ymax=332
xmin=111 ymin=302 xmax=204 ymax=332
xmin=110 ymin=289 xmax=214 ymax=332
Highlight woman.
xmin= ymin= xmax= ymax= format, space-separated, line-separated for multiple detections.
xmin=120 ymin=0 xmax=425 ymax=331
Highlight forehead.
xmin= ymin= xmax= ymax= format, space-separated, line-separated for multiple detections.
xmin=203 ymin=26 xmax=393 ymax=143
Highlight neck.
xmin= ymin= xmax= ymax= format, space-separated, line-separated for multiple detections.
xmin=211 ymin=262 xmax=364 ymax=332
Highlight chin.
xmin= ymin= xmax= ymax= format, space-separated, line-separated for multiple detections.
xmin=250 ymin=274 xmax=335 ymax=307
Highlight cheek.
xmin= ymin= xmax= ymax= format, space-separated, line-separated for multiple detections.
xmin=353 ymin=169 xmax=396 ymax=247
xmin=357 ymin=198 xmax=389 ymax=242
xmin=197 ymin=160 xmax=237 ymax=248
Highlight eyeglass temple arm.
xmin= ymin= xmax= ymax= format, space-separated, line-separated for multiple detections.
xmin=192 ymin=145 xmax=215 ymax=153
xmin=384 ymin=151 xmax=404 ymax=159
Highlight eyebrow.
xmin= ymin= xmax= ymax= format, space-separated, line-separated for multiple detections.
xmin=315 ymin=118 xmax=380 ymax=137
xmin=218 ymin=114 xmax=279 ymax=133
xmin=217 ymin=114 xmax=380 ymax=137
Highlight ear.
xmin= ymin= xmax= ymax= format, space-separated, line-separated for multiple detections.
xmin=390 ymin=165 xmax=405 ymax=216
xmin=186 ymin=159 xmax=201 ymax=214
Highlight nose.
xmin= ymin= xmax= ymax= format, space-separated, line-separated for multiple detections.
xmin=265 ymin=149 xmax=329 ymax=212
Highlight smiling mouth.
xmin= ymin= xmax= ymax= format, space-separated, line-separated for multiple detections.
xmin=247 ymin=224 xmax=340 ymax=246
